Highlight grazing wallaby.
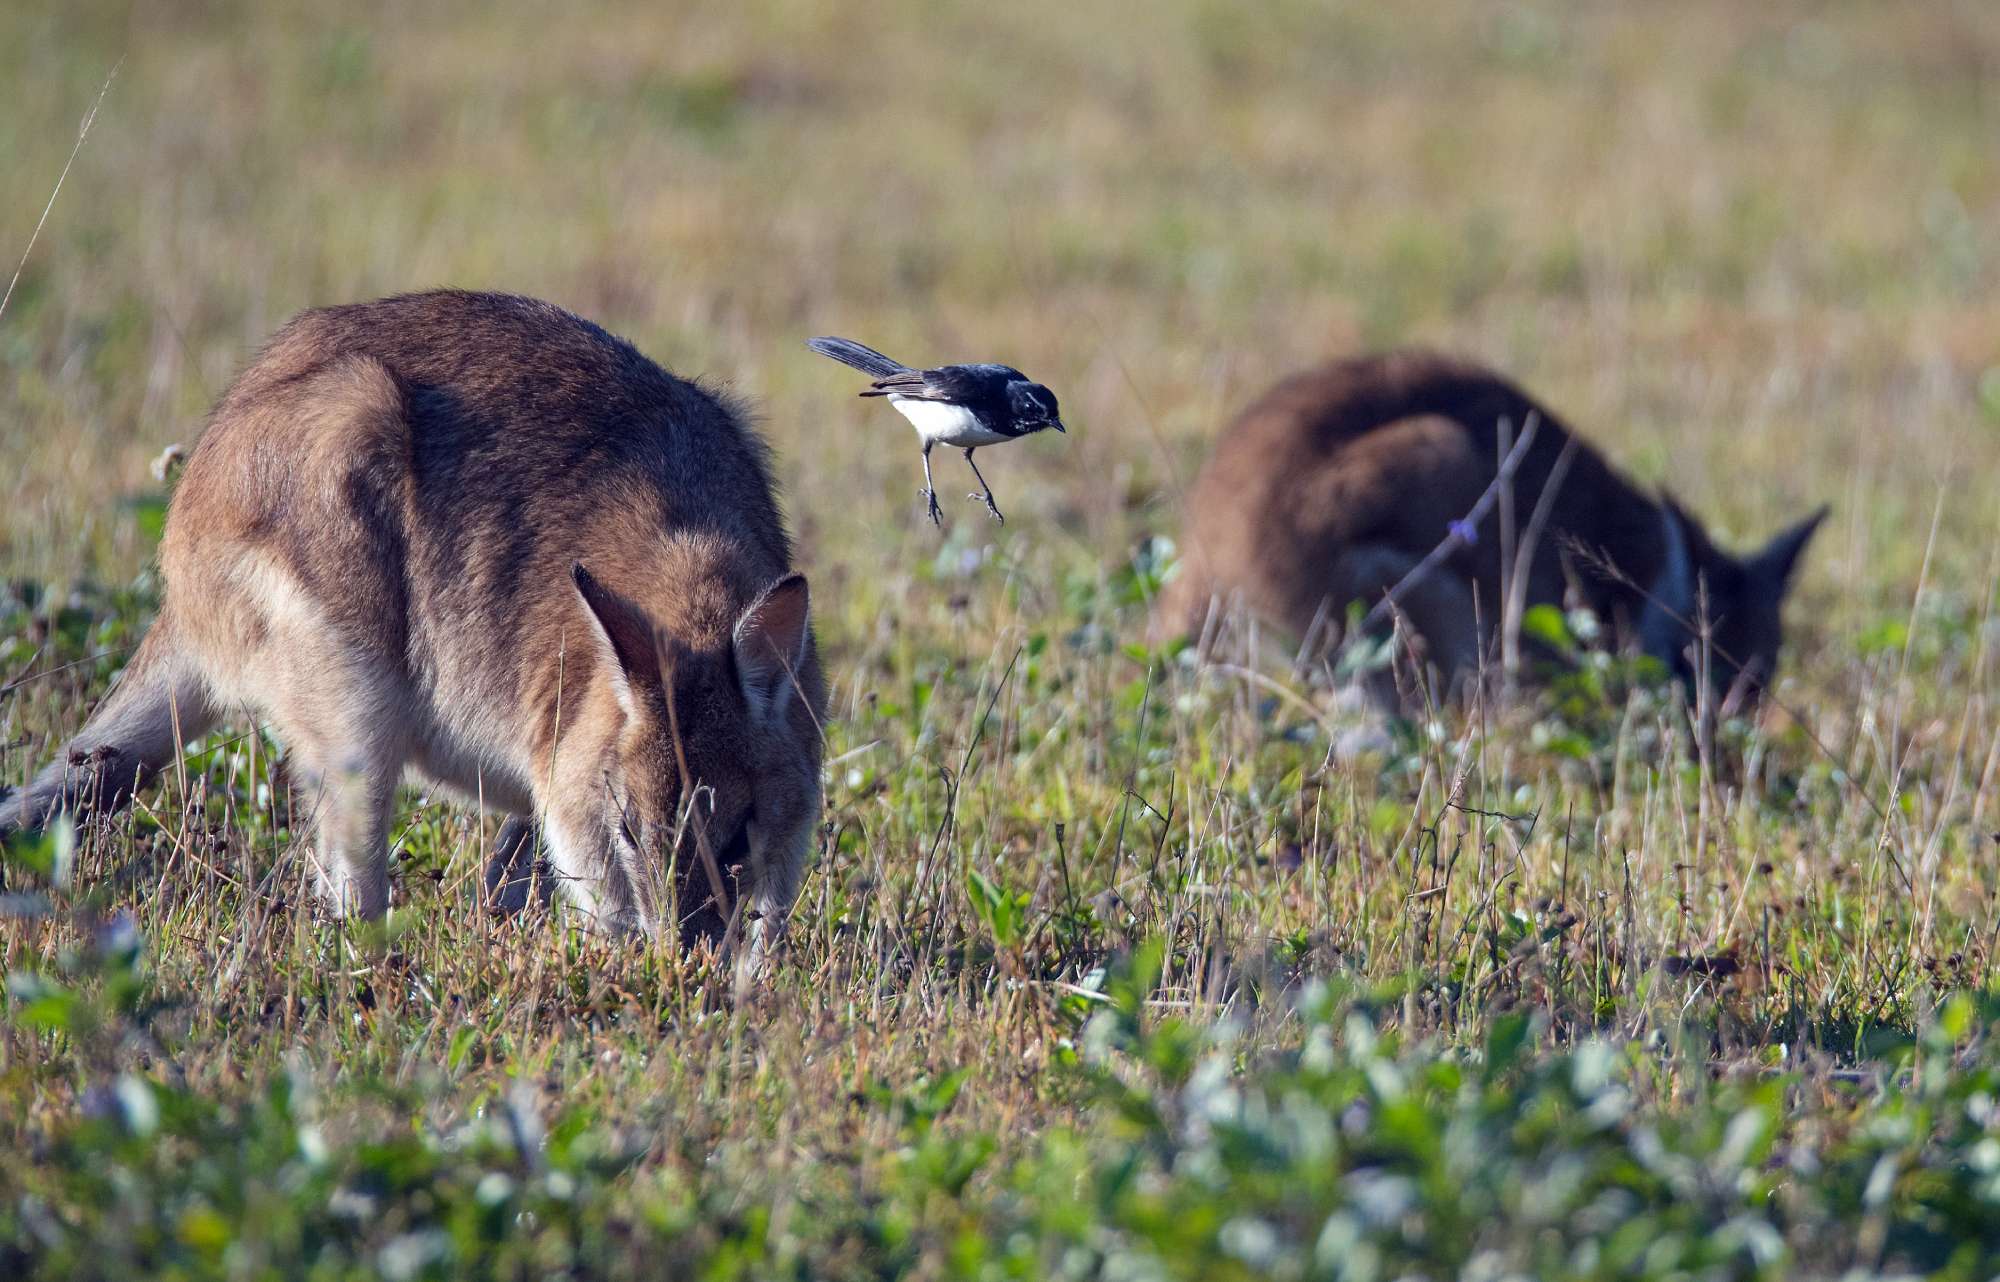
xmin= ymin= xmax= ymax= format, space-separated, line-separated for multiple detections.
xmin=0 ymin=291 xmax=825 ymax=956
xmin=1153 ymin=351 xmax=1826 ymax=712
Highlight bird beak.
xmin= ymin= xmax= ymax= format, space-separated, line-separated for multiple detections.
xmin=1052 ymin=419 xmax=1066 ymax=434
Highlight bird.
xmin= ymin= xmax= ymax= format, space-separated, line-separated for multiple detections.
xmin=806 ymin=335 xmax=1065 ymax=526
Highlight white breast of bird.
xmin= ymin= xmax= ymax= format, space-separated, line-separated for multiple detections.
xmin=887 ymin=394 xmax=1012 ymax=447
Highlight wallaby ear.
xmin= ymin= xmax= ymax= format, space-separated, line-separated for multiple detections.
xmin=572 ymin=562 xmax=661 ymax=715
xmin=1638 ymin=497 xmax=1700 ymax=665
xmin=1653 ymin=498 xmax=1698 ymax=616
xmin=1751 ymin=505 xmax=1829 ymax=590
xmin=733 ymin=573 xmax=811 ymax=721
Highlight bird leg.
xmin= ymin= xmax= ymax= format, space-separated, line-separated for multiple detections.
xmin=963 ymin=448 xmax=1004 ymax=523
xmin=919 ymin=442 xmax=942 ymax=526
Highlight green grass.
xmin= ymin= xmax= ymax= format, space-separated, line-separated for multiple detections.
xmin=5 ymin=1 xmax=2000 ymax=1277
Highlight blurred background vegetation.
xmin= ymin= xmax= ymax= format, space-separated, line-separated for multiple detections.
xmin=5 ymin=1 xmax=1998 ymax=610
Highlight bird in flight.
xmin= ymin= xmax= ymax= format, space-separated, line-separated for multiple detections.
xmin=807 ymin=336 xmax=1065 ymax=526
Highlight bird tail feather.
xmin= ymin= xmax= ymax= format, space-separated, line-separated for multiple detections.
xmin=806 ymin=336 xmax=909 ymax=379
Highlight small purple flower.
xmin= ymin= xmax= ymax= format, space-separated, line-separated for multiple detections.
xmin=1448 ymin=518 xmax=1478 ymax=546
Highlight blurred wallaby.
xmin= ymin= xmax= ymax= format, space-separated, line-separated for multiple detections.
xmin=0 ymin=291 xmax=825 ymax=959
xmin=1153 ymin=351 xmax=1826 ymax=712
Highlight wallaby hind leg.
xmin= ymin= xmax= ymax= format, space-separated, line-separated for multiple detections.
xmin=282 ymin=739 xmax=400 ymax=919
xmin=317 ymin=762 xmax=394 ymax=919
xmin=159 ymin=353 xmax=417 ymax=919
xmin=248 ymin=650 xmax=408 ymax=920
xmin=0 ymin=613 xmax=217 ymax=838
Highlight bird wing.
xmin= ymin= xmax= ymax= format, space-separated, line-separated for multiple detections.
xmin=870 ymin=364 xmax=1013 ymax=403
xmin=859 ymin=369 xmax=938 ymax=398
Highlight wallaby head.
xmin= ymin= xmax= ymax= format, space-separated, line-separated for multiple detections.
xmin=1638 ymin=500 xmax=1828 ymax=714
xmin=557 ymin=562 xmax=818 ymax=941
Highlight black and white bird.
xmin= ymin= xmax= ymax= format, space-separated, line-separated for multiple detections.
xmin=806 ymin=336 xmax=1065 ymax=526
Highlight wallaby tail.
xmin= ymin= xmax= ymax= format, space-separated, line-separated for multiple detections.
xmin=805 ymin=335 xmax=909 ymax=379
xmin=0 ymin=610 xmax=217 ymax=839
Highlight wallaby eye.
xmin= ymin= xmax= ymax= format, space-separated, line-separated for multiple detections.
xmin=719 ymin=816 xmax=752 ymax=868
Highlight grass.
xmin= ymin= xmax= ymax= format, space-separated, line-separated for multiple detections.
xmin=5 ymin=1 xmax=2000 ymax=1277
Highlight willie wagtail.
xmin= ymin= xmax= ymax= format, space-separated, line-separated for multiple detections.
xmin=807 ymin=336 xmax=1065 ymax=526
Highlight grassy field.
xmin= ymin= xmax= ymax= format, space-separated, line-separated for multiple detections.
xmin=5 ymin=1 xmax=2000 ymax=1277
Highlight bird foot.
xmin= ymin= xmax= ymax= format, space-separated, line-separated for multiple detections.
xmin=920 ymin=486 xmax=943 ymax=527
xmin=970 ymin=492 xmax=1005 ymax=524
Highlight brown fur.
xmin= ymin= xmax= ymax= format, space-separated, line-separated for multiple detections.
xmin=1 ymin=291 xmax=825 ymax=962
xmin=1154 ymin=351 xmax=1825 ymax=707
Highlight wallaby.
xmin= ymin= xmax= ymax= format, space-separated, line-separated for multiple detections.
xmin=0 ymin=291 xmax=825 ymax=959
xmin=1153 ymin=351 xmax=1826 ymax=713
